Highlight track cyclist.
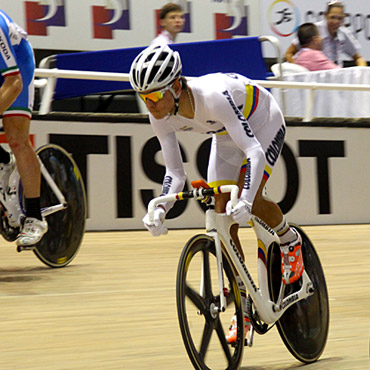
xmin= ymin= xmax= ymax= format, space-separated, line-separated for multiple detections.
xmin=129 ymin=44 xmax=304 ymax=344
xmin=0 ymin=10 xmax=47 ymax=247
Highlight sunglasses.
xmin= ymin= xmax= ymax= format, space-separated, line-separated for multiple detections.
xmin=139 ymin=86 xmax=171 ymax=103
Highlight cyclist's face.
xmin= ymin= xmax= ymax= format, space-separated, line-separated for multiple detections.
xmin=144 ymin=87 xmax=175 ymax=119
xmin=161 ymin=11 xmax=185 ymax=35
xmin=325 ymin=7 xmax=344 ymax=35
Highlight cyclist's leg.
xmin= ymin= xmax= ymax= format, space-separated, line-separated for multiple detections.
xmin=252 ymin=100 xmax=303 ymax=284
xmin=251 ymin=177 xmax=283 ymax=227
xmin=207 ymin=134 xmax=254 ymax=345
xmin=3 ymin=115 xmax=47 ymax=246
xmin=2 ymin=41 xmax=47 ymax=246
xmin=207 ymin=133 xmax=245 ymax=259
xmin=2 ymin=37 xmax=39 ymax=200
xmin=3 ymin=115 xmax=40 ymax=198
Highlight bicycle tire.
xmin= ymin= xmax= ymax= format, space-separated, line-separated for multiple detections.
xmin=268 ymin=224 xmax=329 ymax=363
xmin=34 ymin=144 xmax=87 ymax=268
xmin=176 ymin=234 xmax=244 ymax=370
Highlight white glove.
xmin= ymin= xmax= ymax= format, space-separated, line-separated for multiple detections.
xmin=142 ymin=207 xmax=167 ymax=236
xmin=226 ymin=199 xmax=253 ymax=225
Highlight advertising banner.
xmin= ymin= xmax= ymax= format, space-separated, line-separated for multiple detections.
xmin=28 ymin=119 xmax=370 ymax=230
xmin=1 ymin=1 xmax=368 ymax=61
xmin=0 ymin=0 xmax=258 ymax=51
xmin=260 ymin=0 xmax=370 ymax=60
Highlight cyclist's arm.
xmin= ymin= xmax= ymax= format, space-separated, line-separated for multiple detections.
xmin=151 ymin=120 xmax=187 ymax=212
xmin=0 ymin=23 xmax=22 ymax=114
xmin=209 ymin=92 xmax=265 ymax=204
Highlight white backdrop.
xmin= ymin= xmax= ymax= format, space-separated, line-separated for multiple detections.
xmin=29 ymin=120 xmax=370 ymax=230
xmin=1 ymin=0 xmax=369 ymax=61
xmin=0 ymin=0 xmax=259 ymax=50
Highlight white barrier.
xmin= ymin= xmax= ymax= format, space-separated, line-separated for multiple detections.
xmin=34 ymin=68 xmax=370 ymax=121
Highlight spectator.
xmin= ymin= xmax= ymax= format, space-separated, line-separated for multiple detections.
xmin=151 ymin=3 xmax=185 ymax=46
xmin=285 ymin=1 xmax=367 ymax=67
xmin=294 ymin=23 xmax=340 ymax=71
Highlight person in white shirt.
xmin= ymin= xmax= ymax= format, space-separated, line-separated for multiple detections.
xmin=151 ymin=3 xmax=185 ymax=46
xmin=285 ymin=1 xmax=367 ymax=67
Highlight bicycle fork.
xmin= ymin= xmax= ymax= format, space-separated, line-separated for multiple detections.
xmin=38 ymin=156 xmax=67 ymax=217
xmin=198 ymin=209 xmax=228 ymax=316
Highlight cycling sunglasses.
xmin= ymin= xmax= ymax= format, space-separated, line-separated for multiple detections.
xmin=139 ymin=85 xmax=171 ymax=103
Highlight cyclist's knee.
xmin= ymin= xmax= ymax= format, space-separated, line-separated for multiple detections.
xmin=7 ymin=137 xmax=32 ymax=153
xmin=214 ymin=193 xmax=229 ymax=213
xmin=251 ymin=194 xmax=268 ymax=216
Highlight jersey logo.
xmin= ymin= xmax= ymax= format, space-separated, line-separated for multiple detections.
xmin=265 ymin=124 xmax=286 ymax=166
xmin=0 ymin=35 xmax=11 ymax=60
xmin=206 ymin=127 xmax=226 ymax=135
xmin=243 ymin=158 xmax=251 ymax=190
xmin=222 ymin=90 xmax=254 ymax=138
xmin=206 ymin=120 xmax=217 ymax=125
xmin=179 ymin=126 xmax=193 ymax=131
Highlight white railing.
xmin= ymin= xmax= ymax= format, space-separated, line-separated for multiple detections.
xmin=34 ymin=68 xmax=370 ymax=122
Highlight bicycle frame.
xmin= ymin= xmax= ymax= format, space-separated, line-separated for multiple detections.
xmin=148 ymin=184 xmax=314 ymax=326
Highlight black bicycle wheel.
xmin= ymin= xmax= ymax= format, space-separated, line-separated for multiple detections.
xmin=268 ymin=224 xmax=329 ymax=363
xmin=33 ymin=144 xmax=87 ymax=267
xmin=176 ymin=234 xmax=244 ymax=370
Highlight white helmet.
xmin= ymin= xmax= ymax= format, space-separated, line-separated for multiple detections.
xmin=129 ymin=44 xmax=182 ymax=92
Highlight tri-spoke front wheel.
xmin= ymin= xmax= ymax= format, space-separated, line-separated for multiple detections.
xmin=176 ymin=234 xmax=244 ymax=370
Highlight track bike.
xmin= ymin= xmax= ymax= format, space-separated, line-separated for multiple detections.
xmin=147 ymin=182 xmax=329 ymax=370
xmin=0 ymin=144 xmax=86 ymax=268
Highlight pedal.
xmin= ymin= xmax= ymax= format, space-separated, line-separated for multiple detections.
xmin=17 ymin=245 xmax=36 ymax=253
xmin=307 ymin=282 xmax=315 ymax=295
xmin=245 ymin=325 xmax=254 ymax=347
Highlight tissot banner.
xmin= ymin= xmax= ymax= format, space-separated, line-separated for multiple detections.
xmin=27 ymin=120 xmax=370 ymax=230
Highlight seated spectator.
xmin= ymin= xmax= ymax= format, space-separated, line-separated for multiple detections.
xmin=285 ymin=1 xmax=367 ymax=67
xmin=151 ymin=3 xmax=185 ymax=46
xmin=294 ymin=23 xmax=340 ymax=71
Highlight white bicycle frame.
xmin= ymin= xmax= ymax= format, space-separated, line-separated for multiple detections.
xmin=148 ymin=184 xmax=314 ymax=325
xmin=1 ymin=153 xmax=67 ymax=228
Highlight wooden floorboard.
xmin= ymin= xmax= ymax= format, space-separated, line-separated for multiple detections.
xmin=0 ymin=225 xmax=369 ymax=369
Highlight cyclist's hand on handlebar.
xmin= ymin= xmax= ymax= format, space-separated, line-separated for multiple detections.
xmin=142 ymin=207 xmax=168 ymax=236
xmin=226 ymin=199 xmax=252 ymax=225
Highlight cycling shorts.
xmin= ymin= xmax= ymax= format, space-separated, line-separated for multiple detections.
xmin=207 ymin=94 xmax=285 ymax=187
xmin=0 ymin=39 xmax=35 ymax=119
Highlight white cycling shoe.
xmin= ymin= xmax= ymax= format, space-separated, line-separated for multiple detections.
xmin=0 ymin=152 xmax=16 ymax=191
xmin=16 ymin=217 xmax=48 ymax=247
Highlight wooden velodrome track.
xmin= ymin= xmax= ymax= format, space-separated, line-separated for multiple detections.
xmin=0 ymin=225 xmax=368 ymax=369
